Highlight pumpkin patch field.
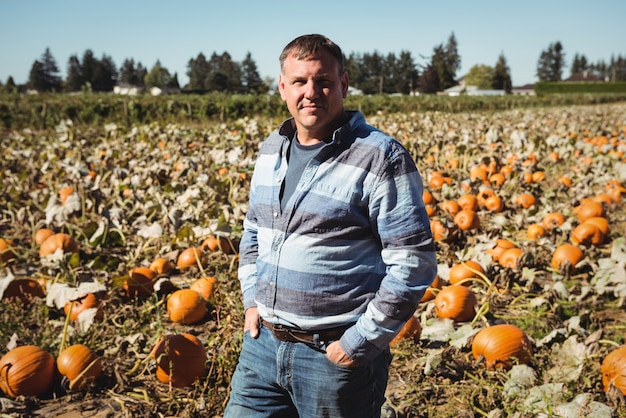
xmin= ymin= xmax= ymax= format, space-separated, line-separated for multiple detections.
xmin=1 ymin=101 xmax=626 ymax=417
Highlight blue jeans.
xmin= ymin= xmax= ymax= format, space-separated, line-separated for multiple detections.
xmin=224 ymin=325 xmax=392 ymax=418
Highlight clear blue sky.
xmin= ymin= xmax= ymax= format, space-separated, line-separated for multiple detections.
xmin=2 ymin=0 xmax=625 ymax=88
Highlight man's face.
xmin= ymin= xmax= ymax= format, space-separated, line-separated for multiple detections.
xmin=278 ymin=50 xmax=348 ymax=143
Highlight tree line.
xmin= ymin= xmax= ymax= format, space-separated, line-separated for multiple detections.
xmin=1 ymin=33 xmax=624 ymax=95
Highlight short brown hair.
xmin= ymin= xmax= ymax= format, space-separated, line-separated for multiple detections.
xmin=279 ymin=34 xmax=345 ymax=74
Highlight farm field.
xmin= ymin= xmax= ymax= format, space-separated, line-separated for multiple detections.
xmin=1 ymin=101 xmax=626 ymax=417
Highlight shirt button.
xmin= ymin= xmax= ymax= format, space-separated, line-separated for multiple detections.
xmin=273 ymin=212 xmax=278 ymax=217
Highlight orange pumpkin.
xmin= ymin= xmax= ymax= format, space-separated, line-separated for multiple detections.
xmin=448 ymin=261 xmax=484 ymax=286
xmin=34 ymin=228 xmax=55 ymax=245
xmin=422 ymin=191 xmax=436 ymax=206
xmin=390 ymin=315 xmax=422 ymax=346
xmin=551 ymin=244 xmax=584 ymax=272
xmin=601 ymin=346 xmax=626 ymax=394
xmin=439 ymin=200 xmax=461 ymax=216
xmin=64 ymin=293 xmax=105 ymax=321
xmin=152 ymin=333 xmax=206 ymax=387
xmin=201 ymin=235 xmax=232 ymax=254
xmin=58 ymin=187 xmax=75 ymax=205
xmin=0 ymin=238 xmax=17 ymax=264
xmin=176 ymin=247 xmax=204 ymax=270
xmin=457 ymin=194 xmax=478 ymax=211
xmin=56 ymin=344 xmax=102 ymax=391
xmin=573 ymin=199 xmax=605 ymax=223
xmin=420 ymin=275 xmax=442 ymax=303
xmin=527 ymin=224 xmax=546 ymax=240
xmin=2 ymin=278 xmax=45 ymax=304
xmin=190 ymin=277 xmax=218 ymax=300
xmin=167 ymin=289 xmax=207 ymax=324
xmin=471 ymin=324 xmax=532 ymax=368
xmin=484 ymin=195 xmax=504 ymax=213
xmin=514 ymin=194 xmax=536 ymax=209
xmin=124 ymin=267 xmax=156 ymax=297
xmin=0 ymin=345 xmax=55 ymax=397
xmin=453 ymin=209 xmax=480 ymax=231
xmin=430 ymin=219 xmax=449 ymax=242
xmin=434 ymin=285 xmax=477 ymax=322
xmin=583 ymin=216 xmax=609 ymax=236
xmin=149 ymin=258 xmax=175 ymax=275
xmin=542 ymin=212 xmax=566 ymax=230
xmin=570 ymin=222 xmax=605 ymax=246
xmin=39 ymin=233 xmax=79 ymax=257
xmin=486 ymin=239 xmax=517 ymax=263
xmin=499 ymin=248 xmax=524 ymax=269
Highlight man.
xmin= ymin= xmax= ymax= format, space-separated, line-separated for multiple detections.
xmin=225 ymin=34 xmax=437 ymax=417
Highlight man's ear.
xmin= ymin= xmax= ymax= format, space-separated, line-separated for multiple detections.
xmin=278 ymin=73 xmax=287 ymax=101
xmin=341 ymin=71 xmax=349 ymax=98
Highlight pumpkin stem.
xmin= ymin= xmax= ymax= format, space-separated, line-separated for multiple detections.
xmin=59 ymin=302 xmax=73 ymax=356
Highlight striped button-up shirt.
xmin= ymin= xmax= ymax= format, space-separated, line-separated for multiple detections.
xmin=238 ymin=110 xmax=437 ymax=362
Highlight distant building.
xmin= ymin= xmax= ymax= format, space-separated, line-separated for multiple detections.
xmin=564 ymin=71 xmax=605 ymax=82
xmin=149 ymin=86 xmax=181 ymax=96
xmin=113 ymin=83 xmax=144 ymax=96
xmin=511 ymin=84 xmax=536 ymax=95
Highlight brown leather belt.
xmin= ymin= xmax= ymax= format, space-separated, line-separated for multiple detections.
xmin=262 ymin=319 xmax=352 ymax=344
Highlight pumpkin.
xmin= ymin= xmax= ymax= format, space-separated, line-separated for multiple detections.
xmin=390 ymin=315 xmax=421 ymax=346
xmin=430 ymin=219 xmax=449 ymax=242
xmin=499 ymin=248 xmax=524 ymax=269
xmin=488 ymin=173 xmax=506 ymax=187
xmin=190 ymin=277 xmax=218 ymax=300
xmin=58 ymin=186 xmax=75 ymax=205
xmin=476 ymin=189 xmax=496 ymax=208
xmin=551 ymin=243 xmax=584 ymax=272
xmin=124 ymin=267 xmax=156 ymax=298
xmin=484 ymin=195 xmax=504 ymax=213
xmin=434 ymin=285 xmax=477 ymax=322
xmin=453 ymin=209 xmax=480 ymax=231
xmin=34 ymin=228 xmax=55 ymax=245
xmin=527 ymin=224 xmax=546 ymax=240
xmin=422 ymin=190 xmax=436 ymax=206
xmin=2 ymin=278 xmax=45 ymax=304
xmin=514 ymin=194 xmax=536 ymax=209
xmin=448 ymin=261 xmax=484 ymax=286
xmin=471 ymin=324 xmax=532 ymax=368
xmin=176 ymin=247 xmax=204 ymax=270
xmin=39 ymin=233 xmax=79 ymax=257
xmin=542 ymin=212 xmax=566 ymax=230
xmin=56 ymin=344 xmax=102 ymax=391
xmin=583 ymin=216 xmax=609 ymax=236
xmin=149 ymin=258 xmax=174 ymax=275
xmin=570 ymin=222 xmax=605 ymax=246
xmin=420 ymin=275 xmax=442 ymax=303
xmin=457 ymin=194 xmax=478 ymax=211
xmin=601 ymin=346 xmax=626 ymax=394
xmin=201 ymin=235 xmax=232 ymax=254
xmin=167 ymin=289 xmax=207 ymax=324
xmin=469 ymin=165 xmax=488 ymax=183
xmin=0 ymin=345 xmax=55 ymax=397
xmin=486 ymin=239 xmax=517 ymax=263
xmin=64 ymin=293 xmax=105 ymax=321
xmin=152 ymin=333 xmax=206 ymax=387
xmin=573 ymin=199 xmax=605 ymax=223
xmin=439 ymin=200 xmax=461 ymax=216
xmin=0 ymin=238 xmax=17 ymax=264
xmin=557 ymin=175 xmax=572 ymax=188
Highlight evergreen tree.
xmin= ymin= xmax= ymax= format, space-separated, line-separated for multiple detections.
xmin=206 ymin=52 xmax=242 ymax=92
xmin=119 ymin=58 xmax=145 ymax=85
xmin=92 ymin=54 xmax=117 ymax=91
xmin=5 ymin=76 xmax=17 ymax=94
xmin=395 ymin=50 xmax=419 ymax=94
xmin=492 ymin=53 xmax=512 ymax=92
xmin=241 ymin=52 xmax=266 ymax=94
xmin=65 ymin=54 xmax=82 ymax=92
xmin=81 ymin=50 xmax=97 ymax=90
xmin=186 ymin=53 xmax=210 ymax=90
xmin=28 ymin=48 xmax=61 ymax=92
xmin=536 ymin=41 xmax=565 ymax=81
xmin=28 ymin=60 xmax=46 ymax=91
xmin=417 ymin=62 xmax=440 ymax=94
xmin=442 ymin=32 xmax=461 ymax=89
